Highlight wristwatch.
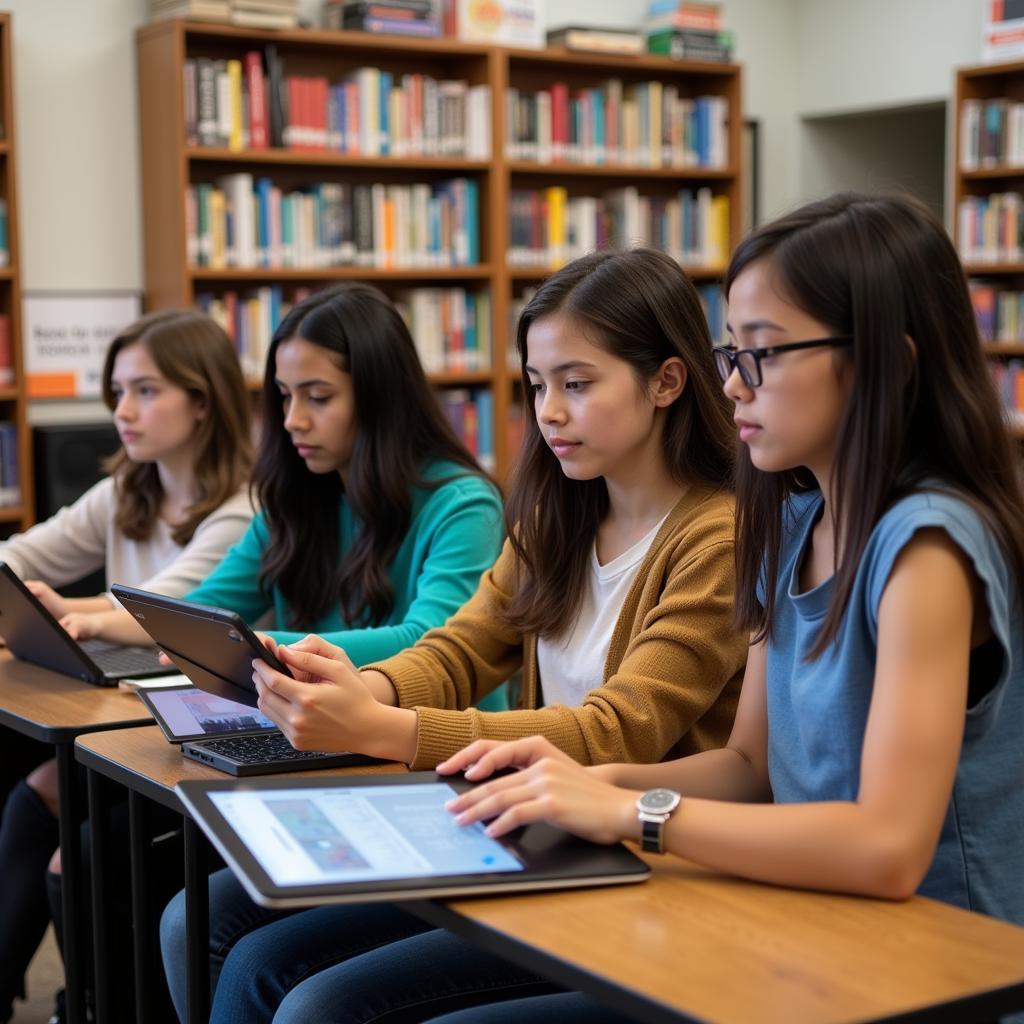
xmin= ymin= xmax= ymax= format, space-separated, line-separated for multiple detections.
xmin=636 ymin=788 xmax=681 ymax=854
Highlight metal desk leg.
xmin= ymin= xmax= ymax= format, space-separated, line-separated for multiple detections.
xmin=56 ymin=742 xmax=86 ymax=1024
xmin=87 ymin=769 xmax=114 ymax=1023
xmin=184 ymin=815 xmax=210 ymax=1023
xmin=129 ymin=789 xmax=155 ymax=1023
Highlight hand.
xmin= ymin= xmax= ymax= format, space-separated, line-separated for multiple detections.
xmin=252 ymin=634 xmax=408 ymax=758
xmin=437 ymin=735 xmax=576 ymax=781
xmin=60 ymin=612 xmax=101 ymax=641
xmin=443 ymin=736 xmax=642 ymax=845
xmin=25 ymin=580 xmax=67 ymax=620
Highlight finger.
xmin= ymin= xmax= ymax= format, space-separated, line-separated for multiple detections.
xmin=449 ymin=776 xmax=538 ymax=823
xmin=253 ymin=679 xmax=291 ymax=730
xmin=276 ymin=646 xmax=358 ymax=683
xmin=462 ymin=736 xmax=557 ymax=781
xmin=483 ymin=798 xmax=549 ymax=838
xmin=252 ymin=659 xmax=307 ymax=701
xmin=436 ymin=740 xmax=503 ymax=775
xmin=285 ymin=635 xmax=358 ymax=672
xmin=255 ymin=632 xmax=278 ymax=656
xmin=158 ymin=651 xmax=173 ymax=666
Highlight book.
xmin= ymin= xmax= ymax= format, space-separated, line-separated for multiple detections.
xmin=647 ymin=27 xmax=735 ymax=61
xmin=545 ymin=26 xmax=644 ymax=55
xmin=0 ymin=315 xmax=12 ymax=386
xmin=150 ymin=0 xmax=230 ymax=21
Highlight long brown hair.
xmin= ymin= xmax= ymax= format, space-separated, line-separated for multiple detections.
xmin=102 ymin=309 xmax=252 ymax=546
xmin=503 ymin=249 xmax=736 ymax=638
xmin=726 ymin=192 xmax=1024 ymax=657
xmin=254 ymin=283 xmax=487 ymax=629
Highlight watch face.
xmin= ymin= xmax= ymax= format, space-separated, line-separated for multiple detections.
xmin=639 ymin=788 xmax=680 ymax=812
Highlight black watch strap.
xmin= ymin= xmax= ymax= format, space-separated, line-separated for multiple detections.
xmin=641 ymin=817 xmax=664 ymax=854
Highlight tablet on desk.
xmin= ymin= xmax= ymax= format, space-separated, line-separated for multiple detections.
xmin=176 ymin=772 xmax=650 ymax=908
xmin=110 ymin=584 xmax=291 ymax=708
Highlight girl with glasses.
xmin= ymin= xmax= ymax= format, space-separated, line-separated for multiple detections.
xmin=430 ymin=192 xmax=1024 ymax=1024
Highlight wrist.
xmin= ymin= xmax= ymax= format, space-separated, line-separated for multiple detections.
xmin=619 ymin=790 xmax=644 ymax=844
xmin=361 ymin=668 xmax=399 ymax=707
xmin=367 ymin=703 xmax=418 ymax=763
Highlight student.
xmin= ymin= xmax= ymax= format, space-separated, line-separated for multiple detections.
xmin=0 ymin=309 xmax=255 ymax=1024
xmin=426 ymin=192 xmax=1024 ymax=1024
xmin=83 ymin=281 xmax=504 ymax=661
xmin=160 ymin=248 xmax=749 ymax=1023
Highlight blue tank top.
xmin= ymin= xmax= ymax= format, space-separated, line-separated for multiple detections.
xmin=762 ymin=489 xmax=1024 ymax=924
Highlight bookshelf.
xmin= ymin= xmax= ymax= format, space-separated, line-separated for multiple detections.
xmin=954 ymin=59 xmax=1024 ymax=440
xmin=136 ymin=20 xmax=744 ymax=477
xmin=0 ymin=13 xmax=31 ymax=531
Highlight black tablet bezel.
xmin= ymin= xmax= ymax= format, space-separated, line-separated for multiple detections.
xmin=110 ymin=584 xmax=293 ymax=708
xmin=136 ymin=682 xmax=279 ymax=744
xmin=175 ymin=772 xmax=650 ymax=908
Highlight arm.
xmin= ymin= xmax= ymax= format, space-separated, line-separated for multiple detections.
xmin=0 ymin=479 xmax=110 ymax=586
xmin=449 ymin=530 xmax=975 ymax=901
xmin=266 ymin=481 xmax=503 ymax=663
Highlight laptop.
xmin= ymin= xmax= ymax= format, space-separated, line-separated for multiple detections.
xmin=0 ymin=561 xmax=172 ymax=685
xmin=137 ymin=682 xmax=372 ymax=777
xmin=176 ymin=772 xmax=651 ymax=907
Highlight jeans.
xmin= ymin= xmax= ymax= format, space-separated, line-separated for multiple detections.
xmin=160 ymin=868 xmax=559 ymax=1024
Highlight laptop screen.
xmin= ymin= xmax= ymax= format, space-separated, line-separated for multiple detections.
xmin=146 ymin=686 xmax=277 ymax=740
xmin=208 ymin=783 xmax=524 ymax=886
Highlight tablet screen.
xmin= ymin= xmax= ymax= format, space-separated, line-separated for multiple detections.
xmin=209 ymin=783 xmax=524 ymax=886
xmin=147 ymin=687 xmax=276 ymax=738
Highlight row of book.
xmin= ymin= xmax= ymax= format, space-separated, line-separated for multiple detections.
xmin=440 ymin=389 xmax=494 ymax=471
xmin=196 ymin=286 xmax=309 ymax=379
xmin=960 ymin=98 xmax=1024 ymax=170
xmin=0 ymin=421 xmax=20 ymax=507
xmin=186 ymin=175 xmax=480 ymax=269
xmin=505 ymin=85 xmax=728 ymax=169
xmin=195 ymin=285 xmax=493 ymax=378
xmin=990 ymin=361 xmax=1024 ymax=425
xmin=507 ymin=187 xmax=730 ymax=269
xmin=395 ymin=288 xmax=492 ymax=373
xmin=970 ymin=281 xmax=1024 ymax=343
xmin=184 ymin=52 xmax=491 ymax=158
xmin=957 ymin=193 xmax=1024 ymax=264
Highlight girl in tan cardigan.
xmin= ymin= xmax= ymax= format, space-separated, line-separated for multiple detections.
xmin=160 ymin=248 xmax=749 ymax=1024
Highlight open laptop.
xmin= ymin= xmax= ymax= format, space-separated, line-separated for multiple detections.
xmin=137 ymin=682 xmax=372 ymax=777
xmin=0 ymin=561 xmax=172 ymax=685
xmin=176 ymin=772 xmax=651 ymax=907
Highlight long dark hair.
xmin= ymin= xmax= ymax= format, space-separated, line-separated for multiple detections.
xmin=503 ymin=248 xmax=736 ymax=638
xmin=102 ymin=310 xmax=252 ymax=546
xmin=726 ymin=192 xmax=1024 ymax=657
xmin=254 ymin=282 xmax=485 ymax=628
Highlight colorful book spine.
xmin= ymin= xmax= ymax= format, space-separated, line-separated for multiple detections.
xmin=187 ymin=177 xmax=479 ymax=269
xmin=0 ymin=421 xmax=20 ymax=506
xmin=958 ymin=192 xmax=1024 ymax=264
xmin=438 ymin=388 xmax=495 ymax=471
xmin=183 ymin=57 xmax=491 ymax=158
xmin=395 ymin=288 xmax=493 ymax=373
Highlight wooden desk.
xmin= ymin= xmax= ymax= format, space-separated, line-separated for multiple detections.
xmin=414 ymin=856 xmax=1024 ymax=1024
xmin=0 ymin=657 xmax=152 ymax=1024
xmin=76 ymin=726 xmax=406 ymax=1023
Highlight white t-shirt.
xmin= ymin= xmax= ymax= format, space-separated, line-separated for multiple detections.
xmin=537 ymin=514 xmax=668 ymax=708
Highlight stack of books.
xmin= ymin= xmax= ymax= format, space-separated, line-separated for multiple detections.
xmin=323 ymin=0 xmax=440 ymax=36
xmin=545 ymin=26 xmax=644 ymax=56
xmin=230 ymin=0 xmax=299 ymax=29
xmin=151 ymin=0 xmax=230 ymax=22
xmin=643 ymin=0 xmax=734 ymax=62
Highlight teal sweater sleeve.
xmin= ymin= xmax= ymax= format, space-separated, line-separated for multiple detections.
xmin=268 ymin=475 xmax=503 ymax=664
xmin=184 ymin=514 xmax=274 ymax=622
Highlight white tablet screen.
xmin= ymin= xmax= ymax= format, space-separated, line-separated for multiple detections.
xmin=209 ymin=783 xmax=524 ymax=885
xmin=148 ymin=687 xmax=276 ymax=738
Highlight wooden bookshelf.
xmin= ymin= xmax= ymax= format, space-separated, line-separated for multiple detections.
xmin=954 ymin=61 xmax=1024 ymax=440
xmin=0 ymin=14 xmax=31 ymax=531
xmin=136 ymin=20 xmax=744 ymax=478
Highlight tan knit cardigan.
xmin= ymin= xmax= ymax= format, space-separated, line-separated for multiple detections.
xmin=365 ymin=484 xmax=747 ymax=770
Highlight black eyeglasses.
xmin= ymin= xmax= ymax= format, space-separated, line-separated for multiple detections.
xmin=712 ymin=336 xmax=854 ymax=388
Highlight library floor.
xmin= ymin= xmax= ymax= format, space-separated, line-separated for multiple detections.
xmin=13 ymin=928 xmax=61 ymax=1023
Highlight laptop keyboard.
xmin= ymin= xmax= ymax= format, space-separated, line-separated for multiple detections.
xmin=193 ymin=732 xmax=340 ymax=765
xmin=80 ymin=639 xmax=164 ymax=675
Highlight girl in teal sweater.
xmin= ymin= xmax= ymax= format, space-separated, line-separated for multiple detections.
xmin=185 ymin=282 xmax=503 ymax=660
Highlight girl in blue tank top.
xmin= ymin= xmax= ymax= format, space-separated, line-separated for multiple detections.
xmin=437 ymin=192 xmax=1024 ymax=1024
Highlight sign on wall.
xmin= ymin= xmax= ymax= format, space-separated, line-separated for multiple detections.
xmin=23 ymin=292 xmax=141 ymax=399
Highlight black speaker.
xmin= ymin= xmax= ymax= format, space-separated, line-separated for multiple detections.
xmin=32 ymin=422 xmax=122 ymax=597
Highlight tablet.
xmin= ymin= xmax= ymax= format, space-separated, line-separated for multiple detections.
xmin=176 ymin=772 xmax=650 ymax=907
xmin=110 ymin=585 xmax=292 ymax=708
xmin=137 ymin=683 xmax=279 ymax=744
